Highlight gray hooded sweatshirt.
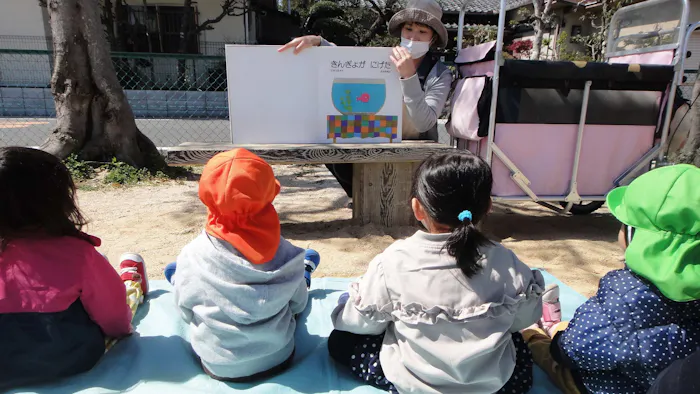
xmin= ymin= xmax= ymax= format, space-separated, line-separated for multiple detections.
xmin=174 ymin=231 xmax=308 ymax=379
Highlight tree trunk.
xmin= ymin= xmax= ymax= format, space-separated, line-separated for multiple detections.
xmin=42 ymin=0 xmax=163 ymax=168
xmin=531 ymin=0 xmax=552 ymax=61
xmin=677 ymin=68 xmax=700 ymax=166
xmin=532 ymin=19 xmax=544 ymax=60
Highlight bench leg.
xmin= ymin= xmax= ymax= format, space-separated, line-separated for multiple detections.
xmin=352 ymin=162 xmax=419 ymax=227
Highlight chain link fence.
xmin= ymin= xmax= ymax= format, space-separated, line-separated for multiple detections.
xmin=680 ymin=69 xmax=697 ymax=102
xmin=2 ymin=35 xmax=694 ymax=149
xmin=1 ymin=45 xmax=231 ymax=148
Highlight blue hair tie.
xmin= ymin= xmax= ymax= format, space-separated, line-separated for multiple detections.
xmin=458 ymin=210 xmax=472 ymax=222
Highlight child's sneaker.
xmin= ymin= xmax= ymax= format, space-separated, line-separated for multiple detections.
xmin=540 ymin=283 xmax=561 ymax=336
xmin=164 ymin=262 xmax=177 ymax=285
xmin=304 ymin=249 xmax=320 ymax=288
xmin=119 ymin=253 xmax=149 ymax=301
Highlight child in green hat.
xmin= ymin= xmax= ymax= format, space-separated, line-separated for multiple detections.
xmin=523 ymin=164 xmax=700 ymax=394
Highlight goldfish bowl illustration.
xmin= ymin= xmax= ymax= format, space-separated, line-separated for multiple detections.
xmin=331 ymin=78 xmax=386 ymax=115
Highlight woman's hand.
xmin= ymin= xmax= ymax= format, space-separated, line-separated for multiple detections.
xmin=390 ymin=46 xmax=417 ymax=79
xmin=278 ymin=35 xmax=322 ymax=54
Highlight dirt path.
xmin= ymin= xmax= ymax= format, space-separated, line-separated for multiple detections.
xmin=79 ymin=164 xmax=622 ymax=298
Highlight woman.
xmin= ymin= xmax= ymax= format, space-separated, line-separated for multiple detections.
xmin=279 ymin=0 xmax=453 ymax=201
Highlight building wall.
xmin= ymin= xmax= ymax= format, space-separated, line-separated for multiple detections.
xmin=508 ymin=5 xmax=593 ymax=60
xmin=0 ymin=1 xmax=49 ymax=49
xmin=124 ymin=0 xmax=252 ymax=44
xmin=0 ymin=2 xmax=51 ymax=88
xmin=0 ymin=1 xmax=252 ymax=47
xmin=0 ymin=1 xmax=249 ymax=90
xmin=559 ymin=7 xmax=593 ymax=55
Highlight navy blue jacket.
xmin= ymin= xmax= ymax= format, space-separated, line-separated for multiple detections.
xmin=553 ymin=269 xmax=700 ymax=394
xmin=0 ymin=300 xmax=105 ymax=390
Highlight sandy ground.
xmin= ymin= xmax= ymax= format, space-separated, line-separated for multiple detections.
xmin=79 ymin=164 xmax=623 ymax=298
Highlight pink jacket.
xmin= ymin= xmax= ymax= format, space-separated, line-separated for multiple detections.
xmin=0 ymin=235 xmax=132 ymax=338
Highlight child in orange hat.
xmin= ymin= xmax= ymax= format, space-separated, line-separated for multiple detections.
xmin=168 ymin=148 xmax=320 ymax=382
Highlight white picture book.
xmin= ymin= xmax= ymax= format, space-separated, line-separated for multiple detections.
xmin=225 ymin=45 xmax=403 ymax=144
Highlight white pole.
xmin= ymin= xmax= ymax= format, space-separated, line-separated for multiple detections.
xmin=485 ymin=0 xmax=507 ymax=166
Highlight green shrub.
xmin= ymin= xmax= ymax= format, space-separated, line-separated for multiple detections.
xmin=556 ymin=32 xmax=594 ymax=62
xmin=65 ymin=153 xmax=193 ymax=186
xmin=64 ymin=154 xmax=95 ymax=181
xmin=103 ymin=157 xmax=192 ymax=185
xmin=103 ymin=158 xmax=151 ymax=185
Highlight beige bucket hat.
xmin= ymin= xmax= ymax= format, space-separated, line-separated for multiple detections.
xmin=388 ymin=0 xmax=449 ymax=49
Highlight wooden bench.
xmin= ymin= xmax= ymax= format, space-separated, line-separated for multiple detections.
xmin=165 ymin=141 xmax=455 ymax=227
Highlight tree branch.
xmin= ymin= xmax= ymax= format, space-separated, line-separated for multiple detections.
xmin=358 ymin=0 xmax=398 ymax=45
xmin=196 ymin=0 xmax=247 ymax=32
xmin=365 ymin=0 xmax=388 ymax=19
xmin=532 ymin=0 xmax=542 ymax=14
xmin=543 ymin=0 xmax=553 ymax=15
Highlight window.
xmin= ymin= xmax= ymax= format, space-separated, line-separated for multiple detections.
xmin=571 ymin=25 xmax=582 ymax=37
xmin=127 ymin=5 xmax=199 ymax=54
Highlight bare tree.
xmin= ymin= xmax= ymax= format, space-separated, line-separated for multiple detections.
xmin=40 ymin=0 xmax=162 ymax=168
xmin=531 ymin=0 xmax=554 ymax=60
xmin=676 ymin=67 xmax=700 ymax=166
xmin=299 ymin=0 xmax=399 ymax=47
xmin=357 ymin=0 xmax=400 ymax=46
xmin=176 ymin=0 xmax=250 ymax=85
xmin=571 ymin=0 xmax=631 ymax=61
xmin=179 ymin=0 xmax=250 ymax=53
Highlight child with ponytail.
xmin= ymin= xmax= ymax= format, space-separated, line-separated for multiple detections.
xmin=327 ymin=151 xmax=544 ymax=393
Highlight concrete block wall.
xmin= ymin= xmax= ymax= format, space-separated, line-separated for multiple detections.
xmin=1 ymin=87 xmax=228 ymax=119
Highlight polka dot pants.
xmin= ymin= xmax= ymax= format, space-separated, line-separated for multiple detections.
xmin=328 ymin=330 xmax=397 ymax=393
xmin=497 ymin=332 xmax=534 ymax=394
xmin=328 ymin=330 xmax=533 ymax=393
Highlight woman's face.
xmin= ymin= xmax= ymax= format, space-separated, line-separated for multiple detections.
xmin=401 ymin=22 xmax=434 ymax=43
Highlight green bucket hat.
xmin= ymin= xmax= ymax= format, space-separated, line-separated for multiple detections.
xmin=607 ymin=164 xmax=700 ymax=302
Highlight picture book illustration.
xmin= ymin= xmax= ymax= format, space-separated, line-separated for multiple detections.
xmin=332 ymin=78 xmax=386 ymax=114
xmin=319 ymin=49 xmax=402 ymax=144
xmin=328 ymin=78 xmax=398 ymax=143
xmin=225 ymin=45 xmax=401 ymax=145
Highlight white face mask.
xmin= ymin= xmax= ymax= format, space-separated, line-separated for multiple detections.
xmin=400 ymin=38 xmax=430 ymax=59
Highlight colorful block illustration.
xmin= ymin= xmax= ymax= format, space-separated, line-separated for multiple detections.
xmin=329 ymin=78 xmax=398 ymax=143
xmin=327 ymin=114 xmax=399 ymax=143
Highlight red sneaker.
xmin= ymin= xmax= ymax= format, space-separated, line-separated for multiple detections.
xmin=119 ymin=253 xmax=149 ymax=297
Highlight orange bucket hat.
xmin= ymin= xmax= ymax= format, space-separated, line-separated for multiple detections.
xmin=198 ymin=148 xmax=281 ymax=265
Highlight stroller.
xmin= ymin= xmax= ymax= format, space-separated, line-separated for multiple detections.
xmin=448 ymin=0 xmax=698 ymax=214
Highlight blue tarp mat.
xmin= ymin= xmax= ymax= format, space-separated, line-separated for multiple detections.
xmin=12 ymin=270 xmax=587 ymax=394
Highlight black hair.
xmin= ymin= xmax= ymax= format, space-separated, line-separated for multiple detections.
xmin=622 ymin=223 xmax=635 ymax=247
xmin=0 ymin=147 xmax=91 ymax=250
xmin=412 ymin=151 xmax=494 ymax=278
